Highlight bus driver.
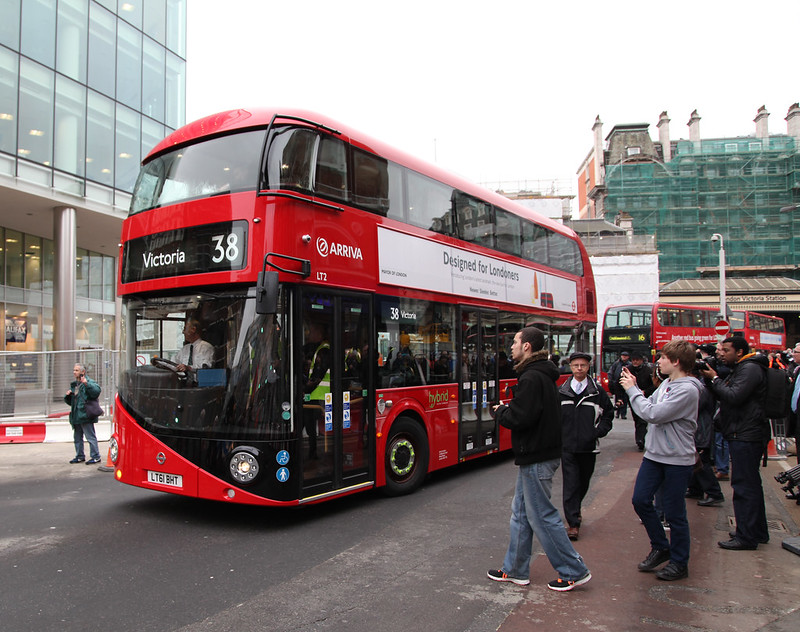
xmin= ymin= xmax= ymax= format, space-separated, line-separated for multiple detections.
xmin=175 ymin=317 xmax=214 ymax=372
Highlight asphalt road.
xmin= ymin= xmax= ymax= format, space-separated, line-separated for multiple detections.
xmin=1 ymin=429 xmax=615 ymax=632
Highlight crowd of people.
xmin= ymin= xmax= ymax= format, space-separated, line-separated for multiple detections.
xmin=487 ymin=326 xmax=798 ymax=591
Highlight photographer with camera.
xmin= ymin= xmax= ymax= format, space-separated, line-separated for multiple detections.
xmin=697 ymin=344 xmax=732 ymax=480
xmin=700 ymin=336 xmax=769 ymax=551
xmin=686 ymin=350 xmax=725 ymax=506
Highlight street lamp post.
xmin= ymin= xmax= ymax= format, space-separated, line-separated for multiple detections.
xmin=711 ymin=233 xmax=726 ymax=319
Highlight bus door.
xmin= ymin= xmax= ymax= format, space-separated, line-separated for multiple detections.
xmin=459 ymin=308 xmax=499 ymax=456
xmin=298 ymin=290 xmax=373 ymax=499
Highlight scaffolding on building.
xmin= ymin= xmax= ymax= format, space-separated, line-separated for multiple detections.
xmin=603 ymin=135 xmax=800 ymax=283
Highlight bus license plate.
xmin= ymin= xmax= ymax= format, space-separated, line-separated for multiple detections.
xmin=147 ymin=470 xmax=183 ymax=488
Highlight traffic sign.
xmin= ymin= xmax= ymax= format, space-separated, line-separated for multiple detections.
xmin=714 ymin=320 xmax=730 ymax=336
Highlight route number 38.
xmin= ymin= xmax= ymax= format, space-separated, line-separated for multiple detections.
xmin=211 ymin=233 xmax=240 ymax=263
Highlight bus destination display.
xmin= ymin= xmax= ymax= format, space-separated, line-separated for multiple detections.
xmin=122 ymin=221 xmax=248 ymax=283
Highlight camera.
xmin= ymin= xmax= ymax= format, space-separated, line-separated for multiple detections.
xmin=695 ymin=359 xmax=708 ymax=371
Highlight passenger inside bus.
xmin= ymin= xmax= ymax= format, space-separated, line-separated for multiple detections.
xmin=302 ymin=319 xmax=331 ymax=459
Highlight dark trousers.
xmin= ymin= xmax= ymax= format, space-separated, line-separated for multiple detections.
xmin=632 ymin=457 xmax=693 ymax=566
xmin=633 ymin=413 xmax=647 ymax=448
xmin=561 ymin=451 xmax=597 ymax=527
xmin=614 ymin=394 xmax=628 ymax=418
xmin=728 ymin=439 xmax=769 ymax=546
xmin=687 ymin=448 xmax=724 ymax=500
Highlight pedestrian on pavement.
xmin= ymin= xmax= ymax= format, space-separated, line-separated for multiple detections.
xmin=621 ymin=339 xmax=701 ymax=581
xmin=64 ymin=363 xmax=102 ymax=465
xmin=628 ymin=351 xmax=656 ymax=451
xmin=789 ymin=344 xmax=800 ymax=465
xmin=558 ymin=351 xmax=614 ymax=541
xmin=686 ymin=361 xmax=725 ymax=506
xmin=698 ymin=344 xmax=731 ymax=480
xmin=608 ymin=351 xmax=631 ymax=419
xmin=701 ymin=336 xmax=770 ymax=550
xmin=487 ymin=326 xmax=592 ymax=592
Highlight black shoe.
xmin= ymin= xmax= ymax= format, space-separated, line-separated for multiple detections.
xmin=728 ymin=531 xmax=769 ymax=543
xmin=637 ymin=548 xmax=670 ymax=571
xmin=697 ymin=497 xmax=724 ymax=507
xmin=86 ymin=458 xmax=101 ymax=465
xmin=636 ymin=443 xmax=644 ymax=451
xmin=656 ymin=561 xmax=688 ymax=581
xmin=718 ymin=538 xmax=757 ymax=551
xmin=69 ymin=457 xmax=85 ymax=464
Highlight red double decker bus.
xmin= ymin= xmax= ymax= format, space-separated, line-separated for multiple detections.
xmin=600 ymin=302 xmax=785 ymax=389
xmin=111 ymin=109 xmax=597 ymax=505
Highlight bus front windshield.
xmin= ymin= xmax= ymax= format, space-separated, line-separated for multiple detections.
xmin=119 ymin=290 xmax=290 ymax=439
xmin=129 ymin=130 xmax=266 ymax=215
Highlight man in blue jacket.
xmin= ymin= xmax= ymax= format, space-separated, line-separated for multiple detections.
xmin=701 ymin=336 xmax=769 ymax=550
xmin=487 ymin=327 xmax=591 ymax=592
xmin=558 ymin=351 xmax=614 ymax=541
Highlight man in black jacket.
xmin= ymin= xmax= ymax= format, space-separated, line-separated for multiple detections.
xmin=487 ymin=327 xmax=591 ymax=592
xmin=608 ymin=351 xmax=630 ymax=419
xmin=559 ymin=351 xmax=614 ymax=540
xmin=701 ymin=336 xmax=769 ymax=550
xmin=628 ymin=352 xmax=655 ymax=450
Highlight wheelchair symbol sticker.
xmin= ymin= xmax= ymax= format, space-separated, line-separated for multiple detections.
xmin=276 ymin=450 xmax=290 ymax=465
xmin=276 ymin=467 xmax=290 ymax=483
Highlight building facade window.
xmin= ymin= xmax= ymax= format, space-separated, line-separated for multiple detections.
xmin=21 ymin=0 xmax=57 ymax=67
xmin=57 ymin=0 xmax=89 ymax=83
xmin=54 ymin=74 xmax=87 ymax=176
xmin=0 ymin=0 xmax=186 ymax=353
xmin=0 ymin=47 xmax=18 ymax=155
xmin=18 ymin=58 xmax=54 ymax=166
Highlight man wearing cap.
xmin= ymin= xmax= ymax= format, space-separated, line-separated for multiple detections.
xmin=558 ymin=351 xmax=614 ymax=540
xmin=608 ymin=351 xmax=631 ymax=419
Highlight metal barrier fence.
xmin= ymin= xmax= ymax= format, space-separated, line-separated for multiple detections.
xmin=0 ymin=349 xmax=121 ymax=420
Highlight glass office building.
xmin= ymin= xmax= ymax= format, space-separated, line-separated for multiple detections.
xmin=0 ymin=0 xmax=186 ymax=351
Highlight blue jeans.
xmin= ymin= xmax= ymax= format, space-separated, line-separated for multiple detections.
xmin=632 ymin=457 xmax=693 ymax=566
xmin=714 ymin=432 xmax=729 ymax=474
xmin=502 ymin=459 xmax=589 ymax=581
xmin=73 ymin=423 xmax=100 ymax=460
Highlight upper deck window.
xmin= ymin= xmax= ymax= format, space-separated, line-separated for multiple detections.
xmin=353 ymin=148 xmax=390 ymax=214
xmin=455 ymin=192 xmax=494 ymax=249
xmin=264 ymin=126 xmax=350 ymax=202
xmin=606 ymin=306 xmax=652 ymax=328
xmin=405 ymin=170 xmax=454 ymax=236
xmin=130 ymin=130 xmax=266 ymax=215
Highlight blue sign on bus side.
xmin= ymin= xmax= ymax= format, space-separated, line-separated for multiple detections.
xmin=276 ymin=450 xmax=290 ymax=465
xmin=276 ymin=467 xmax=289 ymax=483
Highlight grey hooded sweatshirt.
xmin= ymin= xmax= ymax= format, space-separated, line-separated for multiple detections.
xmin=624 ymin=376 xmax=702 ymax=466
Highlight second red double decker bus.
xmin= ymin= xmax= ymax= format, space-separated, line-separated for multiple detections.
xmin=111 ymin=109 xmax=597 ymax=506
xmin=600 ymin=302 xmax=786 ymax=390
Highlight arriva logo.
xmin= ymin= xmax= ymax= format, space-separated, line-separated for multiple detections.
xmin=316 ymin=236 xmax=363 ymax=260
xmin=428 ymin=390 xmax=449 ymax=408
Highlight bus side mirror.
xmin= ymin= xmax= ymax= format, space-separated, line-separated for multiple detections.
xmin=255 ymin=271 xmax=279 ymax=314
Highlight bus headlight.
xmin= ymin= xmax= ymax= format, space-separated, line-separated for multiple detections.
xmin=229 ymin=448 xmax=260 ymax=485
xmin=109 ymin=437 xmax=119 ymax=464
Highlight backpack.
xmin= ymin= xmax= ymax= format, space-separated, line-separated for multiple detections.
xmin=762 ymin=365 xmax=790 ymax=419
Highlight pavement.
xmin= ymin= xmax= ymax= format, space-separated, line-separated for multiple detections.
xmin=2 ymin=435 xmax=799 ymax=631
xmin=498 ymin=449 xmax=800 ymax=632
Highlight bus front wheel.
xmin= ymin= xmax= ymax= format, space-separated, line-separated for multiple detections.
xmin=383 ymin=417 xmax=429 ymax=496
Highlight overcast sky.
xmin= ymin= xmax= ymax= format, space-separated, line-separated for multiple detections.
xmin=185 ymin=0 xmax=798 ymax=196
